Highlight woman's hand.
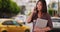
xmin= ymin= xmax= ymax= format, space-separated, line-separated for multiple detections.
xmin=34 ymin=26 xmax=46 ymax=32
xmin=31 ymin=7 xmax=37 ymax=14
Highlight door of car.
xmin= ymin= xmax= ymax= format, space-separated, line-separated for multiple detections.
xmin=16 ymin=24 xmax=24 ymax=32
xmin=12 ymin=21 xmax=24 ymax=32
xmin=2 ymin=20 xmax=17 ymax=32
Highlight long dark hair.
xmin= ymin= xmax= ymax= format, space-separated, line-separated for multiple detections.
xmin=35 ymin=0 xmax=47 ymax=13
xmin=31 ymin=0 xmax=47 ymax=20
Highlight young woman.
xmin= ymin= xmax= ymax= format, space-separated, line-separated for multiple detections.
xmin=27 ymin=0 xmax=53 ymax=32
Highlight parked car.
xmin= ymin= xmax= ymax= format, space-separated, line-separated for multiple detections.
xmin=51 ymin=17 xmax=60 ymax=29
xmin=0 ymin=19 xmax=30 ymax=32
xmin=51 ymin=17 xmax=60 ymax=32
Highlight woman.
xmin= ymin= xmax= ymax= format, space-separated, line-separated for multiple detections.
xmin=27 ymin=0 xmax=52 ymax=32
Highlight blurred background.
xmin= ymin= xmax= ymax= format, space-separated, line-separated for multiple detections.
xmin=0 ymin=0 xmax=60 ymax=32
xmin=0 ymin=0 xmax=59 ymax=18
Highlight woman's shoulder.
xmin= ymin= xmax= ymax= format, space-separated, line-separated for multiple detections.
xmin=44 ymin=13 xmax=51 ymax=17
xmin=43 ymin=13 xmax=51 ymax=19
xmin=46 ymin=13 xmax=51 ymax=17
xmin=46 ymin=13 xmax=51 ymax=19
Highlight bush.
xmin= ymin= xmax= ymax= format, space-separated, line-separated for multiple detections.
xmin=0 ymin=0 xmax=21 ymax=18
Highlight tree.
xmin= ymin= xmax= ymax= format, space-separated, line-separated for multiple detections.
xmin=48 ymin=9 xmax=53 ymax=16
xmin=0 ymin=0 xmax=21 ymax=18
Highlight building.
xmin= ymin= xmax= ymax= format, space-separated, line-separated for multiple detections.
xmin=58 ymin=0 xmax=60 ymax=16
xmin=12 ymin=0 xmax=38 ymax=15
xmin=48 ymin=0 xmax=58 ymax=16
xmin=13 ymin=0 xmax=58 ymax=16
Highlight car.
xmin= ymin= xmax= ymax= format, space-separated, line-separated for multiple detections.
xmin=51 ymin=17 xmax=60 ymax=32
xmin=0 ymin=19 xmax=30 ymax=32
xmin=51 ymin=17 xmax=60 ymax=29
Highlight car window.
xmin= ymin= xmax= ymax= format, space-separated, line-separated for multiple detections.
xmin=13 ymin=21 xmax=23 ymax=26
xmin=2 ymin=20 xmax=14 ymax=25
xmin=13 ymin=21 xmax=19 ymax=26
xmin=52 ymin=19 xmax=60 ymax=22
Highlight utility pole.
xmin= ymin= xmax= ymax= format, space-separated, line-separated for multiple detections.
xmin=58 ymin=0 xmax=60 ymax=16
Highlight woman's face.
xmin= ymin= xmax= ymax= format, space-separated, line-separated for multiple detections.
xmin=37 ymin=1 xmax=42 ymax=11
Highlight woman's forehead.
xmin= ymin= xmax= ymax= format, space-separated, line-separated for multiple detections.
xmin=37 ymin=1 xmax=42 ymax=4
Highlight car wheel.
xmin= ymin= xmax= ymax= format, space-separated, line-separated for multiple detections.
xmin=2 ymin=30 xmax=7 ymax=32
xmin=25 ymin=30 xmax=30 ymax=32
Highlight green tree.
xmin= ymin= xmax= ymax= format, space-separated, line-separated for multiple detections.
xmin=0 ymin=0 xmax=21 ymax=18
xmin=48 ymin=9 xmax=53 ymax=16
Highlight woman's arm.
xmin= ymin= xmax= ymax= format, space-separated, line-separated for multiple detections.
xmin=42 ymin=13 xmax=53 ymax=32
xmin=26 ymin=8 xmax=37 ymax=23
xmin=34 ymin=26 xmax=51 ymax=32
xmin=41 ymin=27 xmax=51 ymax=32
xmin=26 ymin=12 xmax=33 ymax=23
xmin=34 ymin=13 xmax=53 ymax=32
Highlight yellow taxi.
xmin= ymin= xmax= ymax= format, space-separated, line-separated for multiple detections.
xmin=0 ymin=19 xmax=30 ymax=32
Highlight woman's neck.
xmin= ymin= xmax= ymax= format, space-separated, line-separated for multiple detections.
xmin=38 ymin=11 xmax=42 ymax=14
xmin=38 ymin=11 xmax=42 ymax=18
